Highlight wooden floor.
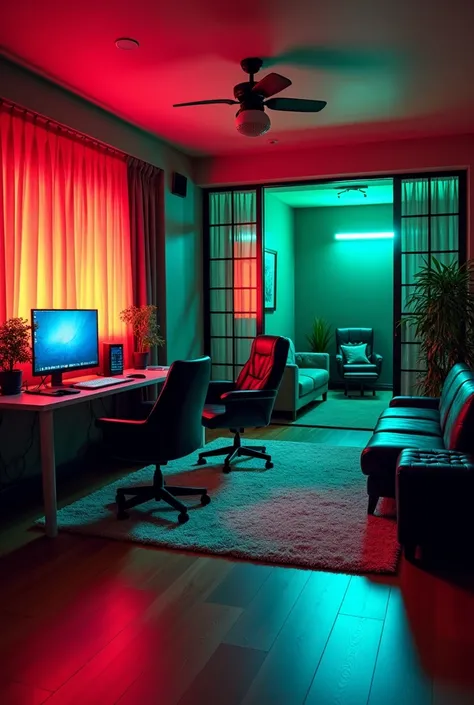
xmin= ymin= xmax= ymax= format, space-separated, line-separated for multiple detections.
xmin=1 ymin=425 xmax=474 ymax=705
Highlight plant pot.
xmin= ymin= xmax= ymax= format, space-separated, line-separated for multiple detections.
xmin=133 ymin=351 xmax=149 ymax=370
xmin=0 ymin=369 xmax=23 ymax=396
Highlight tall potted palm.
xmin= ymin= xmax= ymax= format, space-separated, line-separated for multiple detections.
xmin=0 ymin=317 xmax=34 ymax=395
xmin=120 ymin=305 xmax=165 ymax=369
xmin=404 ymin=257 xmax=474 ymax=396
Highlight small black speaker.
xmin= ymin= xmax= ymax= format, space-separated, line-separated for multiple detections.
xmin=103 ymin=343 xmax=124 ymax=376
xmin=172 ymin=172 xmax=187 ymax=198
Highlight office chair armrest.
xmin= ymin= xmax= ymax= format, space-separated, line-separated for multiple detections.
xmin=206 ymin=380 xmax=235 ymax=404
xmin=220 ymin=389 xmax=277 ymax=402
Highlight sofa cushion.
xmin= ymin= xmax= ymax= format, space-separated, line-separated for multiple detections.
xmin=374 ymin=417 xmax=442 ymax=437
xmin=443 ymin=377 xmax=474 ymax=451
xmin=381 ymin=407 xmax=441 ymax=424
xmin=341 ymin=343 xmax=370 ymax=364
xmin=299 ymin=374 xmax=315 ymax=397
xmin=361 ymin=432 xmax=445 ymax=477
xmin=342 ymin=363 xmax=378 ymax=374
xmin=301 ymin=368 xmax=329 ymax=390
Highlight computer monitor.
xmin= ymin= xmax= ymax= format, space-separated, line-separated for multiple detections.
xmin=32 ymin=309 xmax=99 ymax=387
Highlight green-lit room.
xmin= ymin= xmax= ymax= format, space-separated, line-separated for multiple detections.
xmin=264 ymin=178 xmax=394 ymax=423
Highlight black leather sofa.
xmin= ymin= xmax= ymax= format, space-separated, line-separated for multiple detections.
xmin=360 ymin=363 xmax=474 ymax=515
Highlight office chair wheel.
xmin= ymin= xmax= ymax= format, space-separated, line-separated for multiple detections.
xmin=197 ymin=457 xmax=207 ymax=465
xmin=178 ymin=511 xmax=189 ymax=524
xmin=117 ymin=509 xmax=129 ymax=520
xmin=201 ymin=492 xmax=211 ymax=506
xmin=265 ymin=460 xmax=274 ymax=469
xmin=223 ymin=461 xmax=231 ymax=473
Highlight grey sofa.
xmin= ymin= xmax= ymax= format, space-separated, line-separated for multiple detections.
xmin=274 ymin=338 xmax=330 ymax=420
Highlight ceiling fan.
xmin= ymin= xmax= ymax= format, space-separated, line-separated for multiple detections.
xmin=173 ymin=57 xmax=327 ymax=137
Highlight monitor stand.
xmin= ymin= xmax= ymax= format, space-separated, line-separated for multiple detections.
xmin=48 ymin=371 xmax=67 ymax=388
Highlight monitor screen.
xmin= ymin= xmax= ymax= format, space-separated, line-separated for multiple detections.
xmin=32 ymin=309 xmax=99 ymax=376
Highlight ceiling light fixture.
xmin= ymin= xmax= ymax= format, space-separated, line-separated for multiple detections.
xmin=115 ymin=38 xmax=140 ymax=51
xmin=335 ymin=232 xmax=394 ymax=240
xmin=336 ymin=185 xmax=368 ymax=199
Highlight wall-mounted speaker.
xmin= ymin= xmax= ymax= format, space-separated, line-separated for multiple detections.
xmin=172 ymin=172 xmax=187 ymax=198
xmin=103 ymin=343 xmax=124 ymax=376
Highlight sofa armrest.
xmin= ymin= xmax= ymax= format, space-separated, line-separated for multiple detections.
xmin=336 ymin=353 xmax=344 ymax=377
xmin=295 ymin=352 xmax=330 ymax=372
xmin=370 ymin=352 xmax=383 ymax=375
xmin=396 ymin=449 xmax=474 ymax=549
xmin=390 ymin=395 xmax=440 ymax=409
xmin=274 ymin=364 xmax=298 ymax=413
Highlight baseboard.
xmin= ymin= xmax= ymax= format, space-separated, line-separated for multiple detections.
xmin=329 ymin=382 xmax=393 ymax=392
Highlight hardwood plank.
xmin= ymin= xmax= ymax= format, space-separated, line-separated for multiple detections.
xmin=177 ymin=644 xmax=266 ymax=705
xmin=241 ymin=571 xmax=350 ymax=705
xmin=115 ymin=603 xmax=242 ymax=705
xmin=433 ymin=682 xmax=474 ymax=705
xmin=2 ymin=577 xmax=157 ymax=692
xmin=0 ymin=680 xmax=51 ymax=705
xmin=223 ymin=566 xmax=311 ymax=652
xmin=206 ymin=562 xmax=273 ymax=608
xmin=368 ymin=589 xmax=431 ymax=705
xmin=340 ymin=576 xmax=391 ymax=620
xmin=44 ymin=557 xmax=234 ymax=704
xmin=305 ymin=614 xmax=383 ymax=705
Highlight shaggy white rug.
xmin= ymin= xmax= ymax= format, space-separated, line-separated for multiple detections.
xmin=36 ymin=439 xmax=400 ymax=574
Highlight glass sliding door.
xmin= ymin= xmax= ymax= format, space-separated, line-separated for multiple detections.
xmin=393 ymin=172 xmax=467 ymax=395
xmin=204 ymin=188 xmax=263 ymax=380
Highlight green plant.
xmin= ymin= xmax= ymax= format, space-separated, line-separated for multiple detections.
xmin=404 ymin=257 xmax=474 ymax=396
xmin=119 ymin=305 xmax=165 ymax=352
xmin=306 ymin=317 xmax=332 ymax=353
xmin=0 ymin=317 xmax=34 ymax=371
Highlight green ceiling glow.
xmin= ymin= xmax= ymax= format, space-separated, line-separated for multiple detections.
xmin=335 ymin=232 xmax=394 ymax=240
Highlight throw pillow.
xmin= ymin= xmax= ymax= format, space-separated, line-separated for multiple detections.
xmin=341 ymin=343 xmax=370 ymax=364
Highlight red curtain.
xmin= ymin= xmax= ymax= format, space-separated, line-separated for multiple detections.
xmin=127 ymin=158 xmax=164 ymax=364
xmin=0 ymin=103 xmax=134 ymax=369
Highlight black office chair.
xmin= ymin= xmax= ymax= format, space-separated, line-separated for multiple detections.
xmin=198 ymin=335 xmax=289 ymax=472
xmin=336 ymin=327 xmax=383 ymax=396
xmin=96 ymin=356 xmax=211 ymax=524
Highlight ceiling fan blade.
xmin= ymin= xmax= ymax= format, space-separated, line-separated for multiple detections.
xmin=252 ymin=73 xmax=292 ymax=98
xmin=265 ymin=98 xmax=327 ymax=112
xmin=173 ymin=99 xmax=238 ymax=107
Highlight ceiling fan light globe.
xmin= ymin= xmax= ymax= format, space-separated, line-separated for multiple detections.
xmin=235 ymin=109 xmax=271 ymax=137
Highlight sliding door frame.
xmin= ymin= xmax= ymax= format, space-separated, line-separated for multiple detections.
xmin=392 ymin=169 xmax=468 ymax=396
xmin=203 ymin=186 xmax=264 ymax=377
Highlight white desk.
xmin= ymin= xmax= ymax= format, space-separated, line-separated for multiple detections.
xmin=0 ymin=369 xmax=168 ymax=538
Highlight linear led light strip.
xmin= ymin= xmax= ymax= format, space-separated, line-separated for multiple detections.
xmin=335 ymin=232 xmax=394 ymax=240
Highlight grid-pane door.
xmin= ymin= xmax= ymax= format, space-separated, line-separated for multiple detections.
xmin=206 ymin=189 xmax=263 ymax=380
xmin=393 ymin=173 xmax=467 ymax=395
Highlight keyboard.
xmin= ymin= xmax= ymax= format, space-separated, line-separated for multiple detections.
xmin=73 ymin=377 xmax=131 ymax=390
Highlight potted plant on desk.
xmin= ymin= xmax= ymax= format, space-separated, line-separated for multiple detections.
xmin=120 ymin=305 xmax=165 ymax=369
xmin=0 ymin=317 xmax=34 ymax=395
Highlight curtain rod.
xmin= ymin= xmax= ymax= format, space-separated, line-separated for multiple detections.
xmin=0 ymin=97 xmax=127 ymax=160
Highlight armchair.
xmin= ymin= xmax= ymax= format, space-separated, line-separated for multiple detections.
xmin=198 ymin=335 xmax=289 ymax=472
xmin=274 ymin=339 xmax=329 ymax=420
xmin=336 ymin=327 xmax=383 ymax=396
xmin=96 ymin=356 xmax=212 ymax=524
